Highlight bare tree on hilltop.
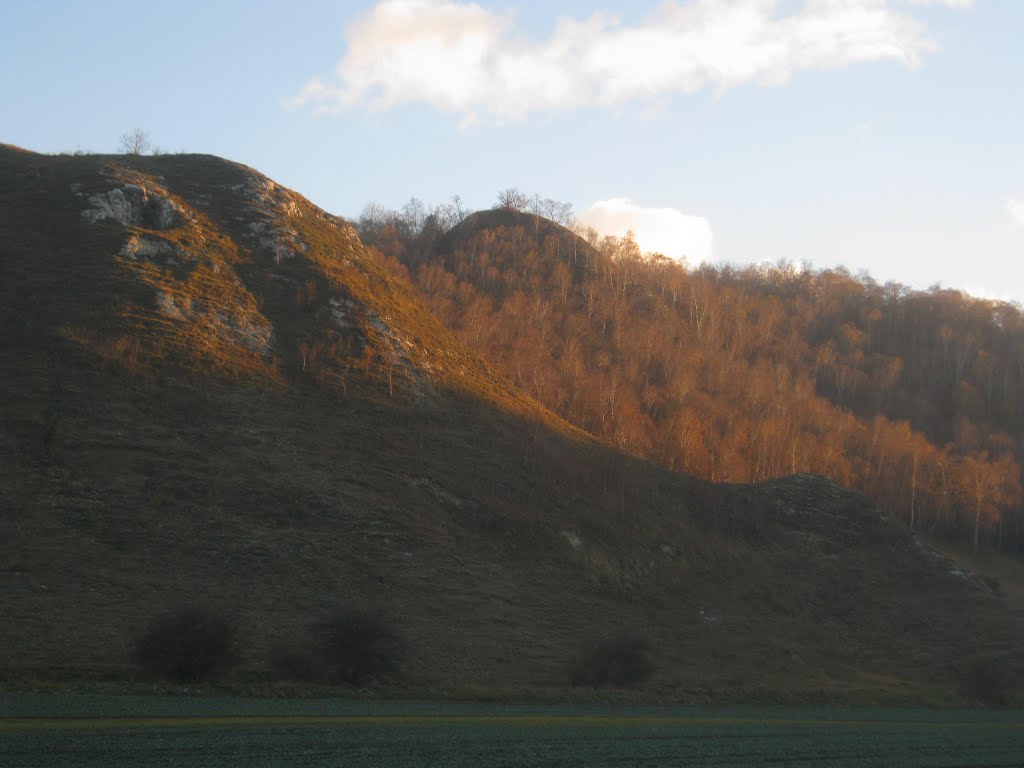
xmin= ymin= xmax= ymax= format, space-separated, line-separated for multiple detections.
xmin=119 ymin=129 xmax=152 ymax=156
xmin=496 ymin=187 xmax=529 ymax=212
xmin=495 ymin=188 xmax=575 ymax=225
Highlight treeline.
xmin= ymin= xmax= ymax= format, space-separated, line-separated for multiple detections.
xmin=357 ymin=198 xmax=1024 ymax=554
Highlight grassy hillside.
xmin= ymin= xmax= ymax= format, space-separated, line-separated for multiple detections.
xmin=2 ymin=145 xmax=1022 ymax=705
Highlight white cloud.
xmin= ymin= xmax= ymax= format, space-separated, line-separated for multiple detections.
xmin=964 ymin=283 xmax=1017 ymax=304
xmin=578 ymin=197 xmax=715 ymax=264
xmin=1008 ymin=197 xmax=1024 ymax=229
xmin=290 ymin=0 xmax=969 ymax=120
xmin=903 ymin=0 xmax=974 ymax=8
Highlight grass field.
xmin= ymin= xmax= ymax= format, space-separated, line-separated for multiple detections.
xmin=2 ymin=694 xmax=1022 ymax=767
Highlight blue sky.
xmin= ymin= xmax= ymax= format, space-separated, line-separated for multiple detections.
xmin=2 ymin=0 xmax=1022 ymax=301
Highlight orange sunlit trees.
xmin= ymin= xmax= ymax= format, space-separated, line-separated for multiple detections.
xmin=358 ymin=201 xmax=1024 ymax=555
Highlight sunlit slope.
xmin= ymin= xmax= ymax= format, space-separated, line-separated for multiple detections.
xmin=1 ymin=145 xmax=1021 ymax=705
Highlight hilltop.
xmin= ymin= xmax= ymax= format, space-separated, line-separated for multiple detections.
xmin=2 ymin=145 xmax=1022 ymax=705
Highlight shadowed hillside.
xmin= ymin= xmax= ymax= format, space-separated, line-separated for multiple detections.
xmin=2 ymin=145 xmax=1022 ymax=705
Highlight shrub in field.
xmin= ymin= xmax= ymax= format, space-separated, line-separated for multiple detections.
xmin=967 ymin=656 xmax=1016 ymax=706
xmin=569 ymin=635 xmax=654 ymax=687
xmin=267 ymin=640 xmax=320 ymax=682
xmin=308 ymin=607 xmax=404 ymax=685
xmin=132 ymin=604 xmax=237 ymax=683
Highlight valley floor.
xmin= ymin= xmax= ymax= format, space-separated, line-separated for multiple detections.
xmin=3 ymin=694 xmax=1022 ymax=767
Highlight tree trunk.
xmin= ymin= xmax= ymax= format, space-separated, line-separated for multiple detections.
xmin=909 ymin=448 xmax=918 ymax=531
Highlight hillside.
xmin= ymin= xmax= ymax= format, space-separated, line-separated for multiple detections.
xmin=2 ymin=145 xmax=1023 ymax=705
xmin=367 ymin=204 xmax=1024 ymax=559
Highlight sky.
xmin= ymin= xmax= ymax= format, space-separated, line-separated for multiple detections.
xmin=2 ymin=0 xmax=1022 ymax=302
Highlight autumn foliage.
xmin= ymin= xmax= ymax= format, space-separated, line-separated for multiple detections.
xmin=132 ymin=604 xmax=237 ymax=683
xmin=360 ymin=202 xmax=1024 ymax=554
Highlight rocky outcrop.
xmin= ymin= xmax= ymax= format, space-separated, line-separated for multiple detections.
xmin=81 ymin=183 xmax=180 ymax=229
xmin=119 ymin=233 xmax=178 ymax=262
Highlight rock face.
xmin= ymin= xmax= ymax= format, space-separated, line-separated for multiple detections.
xmin=119 ymin=233 xmax=178 ymax=262
xmin=81 ymin=183 xmax=179 ymax=229
xmin=76 ymin=170 xmax=278 ymax=366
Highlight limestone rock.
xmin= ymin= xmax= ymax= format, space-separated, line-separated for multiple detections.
xmin=81 ymin=184 xmax=180 ymax=230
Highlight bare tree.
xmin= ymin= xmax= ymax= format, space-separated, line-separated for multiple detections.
xmin=119 ymin=129 xmax=152 ymax=156
xmin=357 ymin=202 xmax=390 ymax=235
xmin=430 ymin=195 xmax=468 ymax=232
xmin=449 ymin=194 xmax=466 ymax=223
xmin=546 ymin=199 xmax=575 ymax=226
xmin=494 ymin=188 xmax=573 ymax=223
xmin=495 ymin=187 xmax=528 ymax=212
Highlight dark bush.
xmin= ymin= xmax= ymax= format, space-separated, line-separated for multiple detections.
xmin=569 ymin=635 xmax=654 ymax=687
xmin=267 ymin=640 xmax=320 ymax=682
xmin=967 ymin=656 xmax=1016 ymax=706
xmin=132 ymin=604 xmax=237 ymax=683
xmin=309 ymin=607 xmax=404 ymax=685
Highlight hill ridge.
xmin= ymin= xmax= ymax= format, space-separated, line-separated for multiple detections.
xmin=2 ymin=144 xmax=1022 ymax=705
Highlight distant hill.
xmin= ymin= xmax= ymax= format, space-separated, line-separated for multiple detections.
xmin=437 ymin=207 xmax=596 ymax=253
xmin=371 ymin=200 xmax=1024 ymax=559
xmin=2 ymin=144 xmax=1022 ymax=705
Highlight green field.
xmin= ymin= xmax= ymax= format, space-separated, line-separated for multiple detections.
xmin=2 ymin=694 xmax=1022 ymax=767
